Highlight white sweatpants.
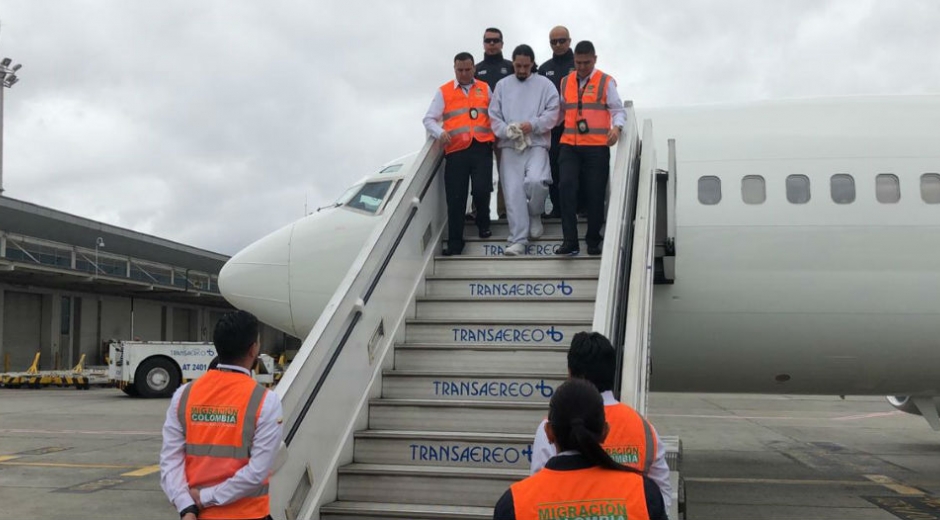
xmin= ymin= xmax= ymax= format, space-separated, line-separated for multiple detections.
xmin=499 ymin=147 xmax=551 ymax=245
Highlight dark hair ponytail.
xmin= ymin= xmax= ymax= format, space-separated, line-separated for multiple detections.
xmin=549 ymin=379 xmax=641 ymax=474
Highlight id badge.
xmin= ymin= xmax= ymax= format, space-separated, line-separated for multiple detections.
xmin=577 ymin=119 xmax=590 ymax=134
xmin=469 ymin=108 xmax=479 ymax=120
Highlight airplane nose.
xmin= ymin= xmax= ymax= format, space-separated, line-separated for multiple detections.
xmin=219 ymin=223 xmax=296 ymax=336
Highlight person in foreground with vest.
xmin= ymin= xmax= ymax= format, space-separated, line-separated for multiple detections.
xmin=488 ymin=44 xmax=560 ymax=256
xmin=493 ymin=379 xmax=667 ymax=520
xmin=529 ymin=331 xmax=673 ymax=511
xmin=556 ymin=40 xmax=626 ymax=256
xmin=160 ymin=310 xmax=283 ymax=520
xmin=423 ymin=51 xmax=495 ymax=256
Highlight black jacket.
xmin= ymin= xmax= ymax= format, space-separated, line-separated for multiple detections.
xmin=476 ymin=52 xmax=539 ymax=91
xmin=475 ymin=53 xmax=514 ymax=91
xmin=537 ymin=49 xmax=575 ymax=93
xmin=492 ymin=453 xmax=667 ymax=520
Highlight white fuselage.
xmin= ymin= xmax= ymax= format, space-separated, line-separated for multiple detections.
xmin=645 ymin=96 xmax=940 ymax=395
xmin=220 ymin=96 xmax=940 ymax=397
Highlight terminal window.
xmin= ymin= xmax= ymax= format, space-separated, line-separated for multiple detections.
xmin=875 ymin=174 xmax=900 ymax=203
xmin=741 ymin=175 xmax=766 ymax=204
xmin=922 ymin=173 xmax=940 ymax=204
xmin=786 ymin=175 xmax=811 ymax=204
xmin=830 ymin=174 xmax=855 ymax=204
xmin=697 ymin=176 xmax=721 ymax=205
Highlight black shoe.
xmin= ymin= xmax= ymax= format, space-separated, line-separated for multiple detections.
xmin=442 ymin=243 xmax=464 ymax=256
xmin=465 ymin=213 xmax=476 ymax=222
xmin=543 ymin=210 xmax=561 ymax=219
xmin=555 ymin=241 xmax=580 ymax=256
xmin=587 ymin=244 xmax=602 ymax=255
xmin=479 ymin=228 xmax=492 ymax=239
xmin=498 ymin=213 xmax=507 ymax=220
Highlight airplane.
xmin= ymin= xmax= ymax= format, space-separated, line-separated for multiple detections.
xmin=219 ymin=94 xmax=940 ymax=430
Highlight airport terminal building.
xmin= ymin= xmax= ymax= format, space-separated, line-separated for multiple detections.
xmin=0 ymin=195 xmax=292 ymax=372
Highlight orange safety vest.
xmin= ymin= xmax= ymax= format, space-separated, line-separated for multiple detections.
xmin=179 ymin=370 xmax=270 ymax=520
xmin=439 ymin=79 xmax=495 ymax=154
xmin=603 ymin=402 xmax=658 ymax=473
xmin=560 ymin=69 xmax=613 ymax=146
xmin=511 ymin=466 xmax=650 ymax=520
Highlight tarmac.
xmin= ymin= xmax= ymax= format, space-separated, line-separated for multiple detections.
xmin=1 ymin=388 xmax=939 ymax=520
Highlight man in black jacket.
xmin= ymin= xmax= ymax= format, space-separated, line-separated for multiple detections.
xmin=538 ymin=26 xmax=575 ymax=219
xmin=474 ymin=27 xmax=514 ymax=219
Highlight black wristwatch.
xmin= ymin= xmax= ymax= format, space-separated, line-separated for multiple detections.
xmin=180 ymin=504 xmax=199 ymax=518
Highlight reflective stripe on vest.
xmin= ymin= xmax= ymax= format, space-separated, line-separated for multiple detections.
xmin=560 ymin=70 xmax=613 ymax=146
xmin=602 ymin=402 xmax=657 ymax=473
xmin=439 ymin=79 xmax=495 ymax=154
xmin=180 ymin=370 xmax=270 ymax=520
xmin=511 ymin=466 xmax=650 ymax=520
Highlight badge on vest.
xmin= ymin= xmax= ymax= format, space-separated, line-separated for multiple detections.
xmin=469 ymin=108 xmax=479 ymax=120
xmin=577 ymin=119 xmax=590 ymax=134
xmin=500 ymin=68 xmax=507 ymax=74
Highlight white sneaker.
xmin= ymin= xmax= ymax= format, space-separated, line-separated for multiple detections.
xmin=504 ymin=242 xmax=526 ymax=256
xmin=529 ymin=215 xmax=543 ymax=239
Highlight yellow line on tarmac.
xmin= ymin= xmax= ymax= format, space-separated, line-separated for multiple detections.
xmin=685 ymin=477 xmax=883 ymax=486
xmin=121 ymin=464 xmax=161 ymax=477
xmin=865 ymin=474 xmax=925 ymax=496
xmin=0 ymin=461 xmax=136 ymax=469
xmin=0 ymin=455 xmax=20 ymax=462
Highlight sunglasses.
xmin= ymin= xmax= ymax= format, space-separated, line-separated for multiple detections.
xmin=484 ymin=38 xmax=502 ymax=44
xmin=550 ymin=38 xmax=569 ymax=45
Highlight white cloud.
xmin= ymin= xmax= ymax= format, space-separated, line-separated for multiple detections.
xmin=1 ymin=0 xmax=938 ymax=254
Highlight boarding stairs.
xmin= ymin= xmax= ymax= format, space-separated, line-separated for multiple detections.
xmin=268 ymin=103 xmax=680 ymax=520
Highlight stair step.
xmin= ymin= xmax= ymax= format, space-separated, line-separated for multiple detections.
xmin=337 ymin=463 xmax=524 ymax=507
xmin=404 ymin=319 xmax=590 ymax=346
xmin=321 ymin=501 xmax=492 ymax=520
xmin=382 ymin=371 xmax=564 ymax=401
xmin=415 ymin=298 xmax=595 ymax=320
xmin=369 ymin=399 xmax=547 ymax=434
xmin=461 ymin=220 xmax=588 ymax=237
xmin=459 ymin=238 xmax=589 ymax=257
xmin=425 ymin=275 xmax=597 ymax=300
xmin=425 ymin=277 xmax=598 ymax=299
xmin=434 ymin=256 xmax=601 ymax=276
xmin=354 ymin=430 xmax=536 ymax=469
xmin=395 ymin=344 xmax=567 ymax=372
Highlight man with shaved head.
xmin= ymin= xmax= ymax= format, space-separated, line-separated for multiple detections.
xmin=538 ymin=26 xmax=576 ymax=219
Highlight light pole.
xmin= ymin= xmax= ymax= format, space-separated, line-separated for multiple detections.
xmin=94 ymin=237 xmax=105 ymax=275
xmin=0 ymin=56 xmax=23 ymax=196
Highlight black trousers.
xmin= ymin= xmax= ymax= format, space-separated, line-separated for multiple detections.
xmin=444 ymin=140 xmax=493 ymax=249
xmin=547 ymin=126 xmax=564 ymax=214
xmin=558 ymin=144 xmax=609 ymax=246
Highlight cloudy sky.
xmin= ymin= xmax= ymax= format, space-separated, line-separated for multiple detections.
xmin=1 ymin=1 xmax=939 ymax=255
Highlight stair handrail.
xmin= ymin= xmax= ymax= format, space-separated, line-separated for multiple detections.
xmin=618 ymin=119 xmax=659 ymax=413
xmin=269 ymin=137 xmax=447 ymax=520
xmin=591 ymin=101 xmax=641 ymax=399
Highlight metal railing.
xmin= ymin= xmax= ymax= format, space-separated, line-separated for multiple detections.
xmin=591 ymin=102 xmax=643 ymax=407
xmin=269 ymin=138 xmax=447 ymax=520
xmin=618 ymin=120 xmax=659 ymax=414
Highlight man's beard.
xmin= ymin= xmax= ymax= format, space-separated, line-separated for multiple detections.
xmin=515 ymin=73 xmax=529 ymax=81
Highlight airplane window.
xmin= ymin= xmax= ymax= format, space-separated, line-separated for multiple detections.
xmin=741 ymin=175 xmax=765 ymax=204
xmin=698 ymin=176 xmax=721 ymax=205
xmin=876 ymin=174 xmax=900 ymax=204
xmin=786 ymin=175 xmax=811 ymax=204
xmin=380 ymin=164 xmax=403 ymax=174
xmin=830 ymin=174 xmax=855 ymax=204
xmin=922 ymin=173 xmax=940 ymax=204
xmin=345 ymin=180 xmax=394 ymax=214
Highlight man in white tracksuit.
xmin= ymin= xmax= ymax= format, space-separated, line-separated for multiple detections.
xmin=489 ymin=44 xmax=560 ymax=256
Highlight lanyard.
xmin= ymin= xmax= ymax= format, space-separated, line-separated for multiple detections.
xmin=576 ymin=73 xmax=592 ymax=115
